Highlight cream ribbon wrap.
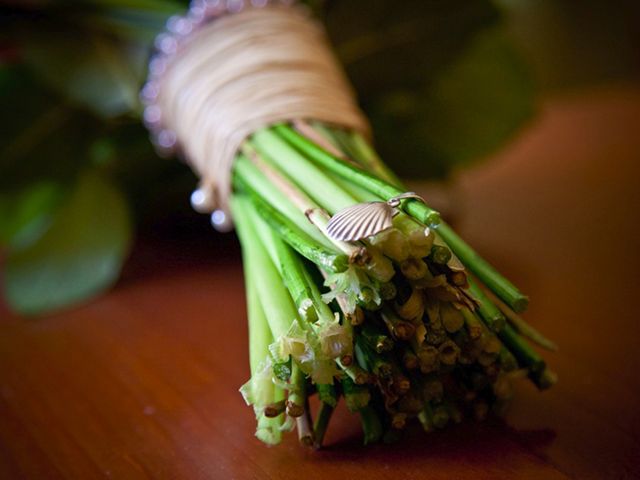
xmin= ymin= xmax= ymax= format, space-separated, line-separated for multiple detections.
xmin=157 ymin=4 xmax=370 ymax=219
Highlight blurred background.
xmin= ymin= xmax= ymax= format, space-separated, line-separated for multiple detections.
xmin=0 ymin=0 xmax=638 ymax=315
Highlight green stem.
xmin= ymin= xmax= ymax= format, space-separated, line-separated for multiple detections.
xmin=250 ymin=129 xmax=356 ymax=213
xmin=286 ymin=362 xmax=306 ymax=417
xmin=461 ymin=307 xmax=483 ymax=340
xmin=381 ymin=305 xmax=415 ymax=340
xmin=301 ymin=265 xmax=336 ymax=322
xmin=484 ymin=286 xmax=557 ymax=351
xmin=256 ymin=415 xmax=284 ymax=445
xmin=234 ymin=154 xmax=332 ymax=249
xmin=354 ymin=336 xmax=392 ymax=378
xmin=236 ymin=206 xmax=285 ymax=445
xmin=274 ymin=124 xmax=441 ymax=226
xmin=313 ymin=401 xmax=335 ymax=449
xmin=231 ymin=195 xmax=296 ymax=340
xmin=338 ymin=360 xmax=370 ymax=385
xmin=429 ymin=244 xmax=452 ymax=265
xmin=322 ymin=164 xmax=381 ymax=203
xmin=248 ymin=212 xmax=354 ymax=383
xmin=321 ymin=127 xmax=437 ymax=264
xmin=237 ymin=180 xmax=349 ymax=273
xmin=296 ymin=412 xmax=314 ymax=447
xmin=498 ymin=324 xmax=546 ymax=374
xmin=313 ymin=123 xmax=403 ymax=189
xmin=245 ymin=261 xmax=273 ymax=375
xmin=418 ymin=404 xmax=434 ymax=433
xmin=440 ymin=303 xmax=465 ymax=333
xmin=358 ymin=405 xmax=383 ymax=445
xmin=317 ymin=382 xmax=338 ymax=408
xmin=436 ymin=222 xmax=529 ymax=313
xmin=499 ymin=347 xmax=518 ymax=372
xmin=314 ymin=122 xmax=529 ymax=316
xmin=335 ymin=127 xmax=404 ymax=189
xmin=311 ymin=122 xmax=358 ymax=157
xmin=241 ymin=147 xmax=366 ymax=260
xmin=360 ymin=322 xmax=394 ymax=353
xmin=264 ymin=400 xmax=286 ymax=418
xmin=248 ymin=205 xmax=323 ymax=324
xmin=530 ymin=368 xmax=558 ymax=390
xmin=342 ymin=377 xmax=371 ymax=411
xmin=467 ymin=277 xmax=506 ymax=333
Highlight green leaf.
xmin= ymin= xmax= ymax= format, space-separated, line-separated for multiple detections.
xmin=21 ymin=30 xmax=144 ymax=118
xmin=0 ymin=65 xmax=104 ymax=190
xmin=3 ymin=172 xmax=133 ymax=315
xmin=0 ymin=181 xmax=65 ymax=250
xmin=324 ymin=0 xmax=501 ymax=98
xmin=370 ymin=27 xmax=535 ymax=178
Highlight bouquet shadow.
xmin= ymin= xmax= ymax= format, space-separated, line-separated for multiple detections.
xmin=314 ymin=409 xmax=556 ymax=468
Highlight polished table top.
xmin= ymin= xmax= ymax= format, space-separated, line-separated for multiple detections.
xmin=1 ymin=85 xmax=639 ymax=479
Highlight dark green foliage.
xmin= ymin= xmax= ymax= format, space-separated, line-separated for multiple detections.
xmin=4 ymin=172 xmax=132 ymax=314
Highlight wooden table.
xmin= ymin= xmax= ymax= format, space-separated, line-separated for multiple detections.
xmin=1 ymin=85 xmax=639 ymax=479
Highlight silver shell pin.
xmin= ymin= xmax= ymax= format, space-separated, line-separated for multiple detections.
xmin=326 ymin=192 xmax=425 ymax=242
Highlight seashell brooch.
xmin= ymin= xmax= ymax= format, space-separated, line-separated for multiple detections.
xmin=326 ymin=192 xmax=425 ymax=242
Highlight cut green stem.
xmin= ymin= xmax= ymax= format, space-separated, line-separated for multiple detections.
xmin=250 ymin=129 xmax=356 ymax=214
xmin=342 ymin=377 xmax=371 ymax=411
xmin=498 ymin=324 xmax=546 ymax=374
xmin=234 ymin=154 xmax=331 ymax=249
xmin=381 ymin=306 xmax=416 ymax=341
xmin=286 ymin=362 xmax=306 ymax=417
xmin=338 ymin=359 xmax=370 ymax=385
xmin=461 ymin=307 xmax=483 ymax=340
xmin=317 ymin=382 xmax=338 ymax=408
xmin=436 ymin=222 xmax=529 ymax=313
xmin=296 ymin=411 xmax=314 ymax=447
xmin=358 ymin=405 xmax=383 ymax=445
xmin=238 ymin=182 xmax=349 ymax=273
xmin=313 ymin=401 xmax=335 ymax=449
xmin=264 ymin=400 xmax=286 ymax=418
xmin=242 ymin=146 xmax=367 ymax=261
xmin=467 ymin=277 xmax=506 ymax=333
xmin=483 ymin=286 xmax=558 ymax=351
xmin=274 ymin=124 xmax=441 ymax=227
xmin=231 ymin=195 xmax=297 ymax=340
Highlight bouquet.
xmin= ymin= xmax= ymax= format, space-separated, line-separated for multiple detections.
xmin=138 ymin=0 xmax=556 ymax=447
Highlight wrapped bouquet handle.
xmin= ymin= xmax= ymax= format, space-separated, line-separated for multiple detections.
xmin=143 ymin=1 xmax=369 ymax=229
xmin=142 ymin=0 xmax=556 ymax=448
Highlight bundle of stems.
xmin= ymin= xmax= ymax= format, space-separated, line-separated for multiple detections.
xmin=231 ymin=122 xmax=556 ymax=447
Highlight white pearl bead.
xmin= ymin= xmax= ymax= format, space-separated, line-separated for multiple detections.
xmin=168 ymin=16 xmax=194 ymax=36
xmin=139 ymin=82 xmax=159 ymax=104
xmin=190 ymin=187 xmax=215 ymax=213
xmin=211 ymin=209 xmax=234 ymax=232
xmin=154 ymin=33 xmax=178 ymax=55
xmin=204 ymin=0 xmax=224 ymax=17
xmin=149 ymin=56 xmax=168 ymax=76
xmin=166 ymin=15 xmax=181 ymax=31
xmin=157 ymin=129 xmax=177 ymax=149
xmin=227 ymin=0 xmax=245 ymax=13
xmin=143 ymin=105 xmax=161 ymax=127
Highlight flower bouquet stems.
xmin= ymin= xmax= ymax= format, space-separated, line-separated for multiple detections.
xmin=230 ymin=122 xmax=556 ymax=447
xmin=139 ymin=1 xmax=556 ymax=448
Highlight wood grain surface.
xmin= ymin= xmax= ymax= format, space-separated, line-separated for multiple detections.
xmin=1 ymin=85 xmax=640 ymax=479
